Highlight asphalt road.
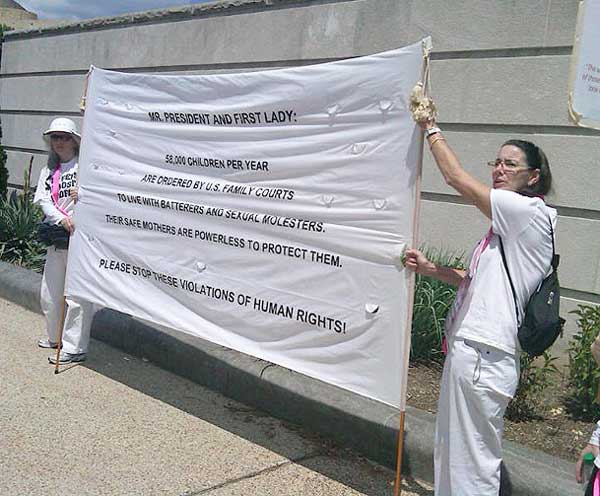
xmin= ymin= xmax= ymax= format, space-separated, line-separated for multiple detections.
xmin=0 ymin=297 xmax=433 ymax=496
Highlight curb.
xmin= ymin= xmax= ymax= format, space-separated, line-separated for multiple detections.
xmin=0 ymin=260 xmax=581 ymax=495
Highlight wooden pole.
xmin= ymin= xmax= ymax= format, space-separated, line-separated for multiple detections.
xmin=54 ymin=67 xmax=91 ymax=374
xmin=394 ymin=146 xmax=424 ymax=495
xmin=53 ymin=294 xmax=67 ymax=374
xmin=394 ymin=38 xmax=431 ymax=495
xmin=394 ymin=411 xmax=406 ymax=496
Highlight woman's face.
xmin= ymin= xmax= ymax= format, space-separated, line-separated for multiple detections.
xmin=50 ymin=132 xmax=77 ymax=162
xmin=491 ymin=145 xmax=539 ymax=192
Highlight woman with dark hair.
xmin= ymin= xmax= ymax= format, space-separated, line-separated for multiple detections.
xmin=34 ymin=117 xmax=93 ymax=364
xmin=405 ymin=116 xmax=557 ymax=494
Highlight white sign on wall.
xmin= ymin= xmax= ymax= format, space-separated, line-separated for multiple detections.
xmin=569 ymin=0 xmax=600 ymax=129
xmin=66 ymin=40 xmax=426 ymax=408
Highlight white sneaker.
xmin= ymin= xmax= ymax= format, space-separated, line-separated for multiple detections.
xmin=48 ymin=351 xmax=87 ymax=364
xmin=38 ymin=338 xmax=59 ymax=349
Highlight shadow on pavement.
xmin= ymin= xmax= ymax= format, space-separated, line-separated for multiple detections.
xmin=83 ymin=336 xmax=433 ymax=496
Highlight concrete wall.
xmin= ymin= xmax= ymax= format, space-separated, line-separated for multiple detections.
xmin=1 ymin=0 xmax=598 ymax=360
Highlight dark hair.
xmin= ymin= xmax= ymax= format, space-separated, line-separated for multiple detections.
xmin=47 ymin=151 xmax=60 ymax=171
xmin=502 ymin=139 xmax=552 ymax=196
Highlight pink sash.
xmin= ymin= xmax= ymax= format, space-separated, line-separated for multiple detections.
xmin=442 ymin=227 xmax=494 ymax=354
xmin=51 ymin=166 xmax=70 ymax=217
xmin=594 ymin=467 xmax=600 ymax=496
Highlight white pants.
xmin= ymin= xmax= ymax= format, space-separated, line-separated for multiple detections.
xmin=40 ymin=247 xmax=94 ymax=354
xmin=434 ymin=338 xmax=518 ymax=496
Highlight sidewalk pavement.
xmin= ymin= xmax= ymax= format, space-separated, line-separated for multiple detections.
xmin=0 ymin=260 xmax=582 ymax=495
xmin=0 ymin=297 xmax=432 ymax=496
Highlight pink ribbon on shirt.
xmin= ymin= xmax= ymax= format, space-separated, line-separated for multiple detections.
xmin=442 ymin=227 xmax=494 ymax=354
xmin=594 ymin=467 xmax=600 ymax=496
xmin=51 ymin=166 xmax=70 ymax=217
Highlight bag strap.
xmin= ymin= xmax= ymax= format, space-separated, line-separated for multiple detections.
xmin=498 ymin=212 xmax=557 ymax=324
xmin=548 ymin=215 xmax=559 ymax=270
xmin=498 ymin=235 xmax=520 ymax=324
xmin=544 ymin=213 xmax=558 ymax=270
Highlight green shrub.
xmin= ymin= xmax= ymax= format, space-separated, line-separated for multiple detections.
xmin=0 ymin=158 xmax=46 ymax=272
xmin=410 ymin=247 xmax=464 ymax=364
xmin=506 ymin=351 xmax=558 ymax=421
xmin=567 ymin=304 xmax=600 ymax=421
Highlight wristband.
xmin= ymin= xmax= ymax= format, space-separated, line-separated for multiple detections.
xmin=429 ymin=136 xmax=446 ymax=148
xmin=425 ymin=126 xmax=441 ymax=138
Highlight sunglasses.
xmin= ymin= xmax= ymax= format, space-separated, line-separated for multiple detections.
xmin=50 ymin=134 xmax=73 ymax=141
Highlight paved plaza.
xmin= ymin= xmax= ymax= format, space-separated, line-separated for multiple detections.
xmin=0 ymin=297 xmax=433 ymax=496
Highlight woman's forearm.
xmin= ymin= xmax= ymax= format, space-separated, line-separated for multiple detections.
xmin=419 ymin=263 xmax=466 ymax=287
xmin=36 ymin=197 xmax=66 ymax=225
xmin=426 ymin=133 xmax=466 ymax=189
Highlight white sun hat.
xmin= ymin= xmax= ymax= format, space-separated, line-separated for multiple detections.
xmin=42 ymin=118 xmax=81 ymax=144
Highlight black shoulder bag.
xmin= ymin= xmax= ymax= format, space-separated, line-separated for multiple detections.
xmin=498 ymin=216 xmax=565 ymax=357
xmin=37 ymin=222 xmax=70 ymax=250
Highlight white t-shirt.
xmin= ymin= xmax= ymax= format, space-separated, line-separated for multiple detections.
xmin=33 ymin=157 xmax=78 ymax=224
xmin=589 ymin=421 xmax=600 ymax=468
xmin=451 ymin=189 xmax=557 ymax=355
xmin=588 ymin=420 xmax=600 ymax=468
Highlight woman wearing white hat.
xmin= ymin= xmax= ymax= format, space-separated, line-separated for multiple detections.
xmin=34 ymin=117 xmax=93 ymax=364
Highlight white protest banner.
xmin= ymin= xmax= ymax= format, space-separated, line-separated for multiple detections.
xmin=568 ymin=0 xmax=600 ymax=129
xmin=66 ymin=39 xmax=426 ymax=408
